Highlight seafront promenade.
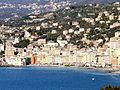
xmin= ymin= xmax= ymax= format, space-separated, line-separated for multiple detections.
xmin=1 ymin=63 xmax=119 ymax=74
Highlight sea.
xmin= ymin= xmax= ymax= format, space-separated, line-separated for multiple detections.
xmin=0 ymin=67 xmax=120 ymax=90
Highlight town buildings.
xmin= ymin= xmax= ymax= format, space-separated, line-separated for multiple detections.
xmin=0 ymin=2 xmax=120 ymax=69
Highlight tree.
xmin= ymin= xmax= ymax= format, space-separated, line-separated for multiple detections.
xmin=101 ymin=85 xmax=120 ymax=90
xmin=0 ymin=39 xmax=3 ymax=44
xmin=14 ymin=39 xmax=30 ymax=48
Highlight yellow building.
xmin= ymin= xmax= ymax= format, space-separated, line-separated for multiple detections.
xmin=36 ymin=54 xmax=48 ymax=64
xmin=112 ymin=57 xmax=119 ymax=68
xmin=76 ymin=56 xmax=83 ymax=63
xmin=5 ymin=41 xmax=15 ymax=58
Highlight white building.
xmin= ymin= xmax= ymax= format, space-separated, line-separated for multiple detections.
xmin=13 ymin=37 xmax=19 ymax=44
xmin=115 ymin=32 xmax=120 ymax=38
xmin=53 ymin=23 xmax=58 ymax=27
xmin=45 ymin=41 xmax=58 ymax=47
xmin=109 ymin=37 xmax=120 ymax=49
xmin=57 ymin=40 xmax=68 ymax=47
xmin=5 ymin=56 xmax=23 ymax=66
xmin=24 ymin=31 xmax=31 ymax=38
xmin=0 ymin=44 xmax=4 ymax=52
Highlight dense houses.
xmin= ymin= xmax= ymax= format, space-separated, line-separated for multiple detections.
xmin=0 ymin=2 xmax=120 ymax=69
xmin=2 ymin=31 xmax=120 ymax=69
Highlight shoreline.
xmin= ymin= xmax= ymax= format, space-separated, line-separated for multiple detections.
xmin=0 ymin=64 xmax=119 ymax=74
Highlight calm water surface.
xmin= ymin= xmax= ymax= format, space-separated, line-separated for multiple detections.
xmin=0 ymin=67 xmax=120 ymax=90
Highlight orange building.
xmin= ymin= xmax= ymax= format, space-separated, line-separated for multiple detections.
xmin=31 ymin=55 xmax=36 ymax=65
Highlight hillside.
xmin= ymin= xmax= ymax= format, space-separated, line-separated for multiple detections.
xmin=4 ymin=2 xmax=120 ymax=48
xmin=0 ymin=0 xmax=119 ymax=20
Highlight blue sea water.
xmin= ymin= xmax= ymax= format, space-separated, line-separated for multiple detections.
xmin=0 ymin=67 xmax=120 ymax=90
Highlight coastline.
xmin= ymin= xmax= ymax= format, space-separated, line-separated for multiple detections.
xmin=26 ymin=65 xmax=120 ymax=75
xmin=111 ymin=71 xmax=120 ymax=74
xmin=0 ymin=64 xmax=119 ymax=74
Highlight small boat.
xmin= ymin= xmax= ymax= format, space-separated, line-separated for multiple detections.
xmin=92 ymin=78 xmax=95 ymax=81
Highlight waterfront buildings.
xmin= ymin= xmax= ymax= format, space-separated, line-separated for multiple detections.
xmin=3 ymin=31 xmax=120 ymax=68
